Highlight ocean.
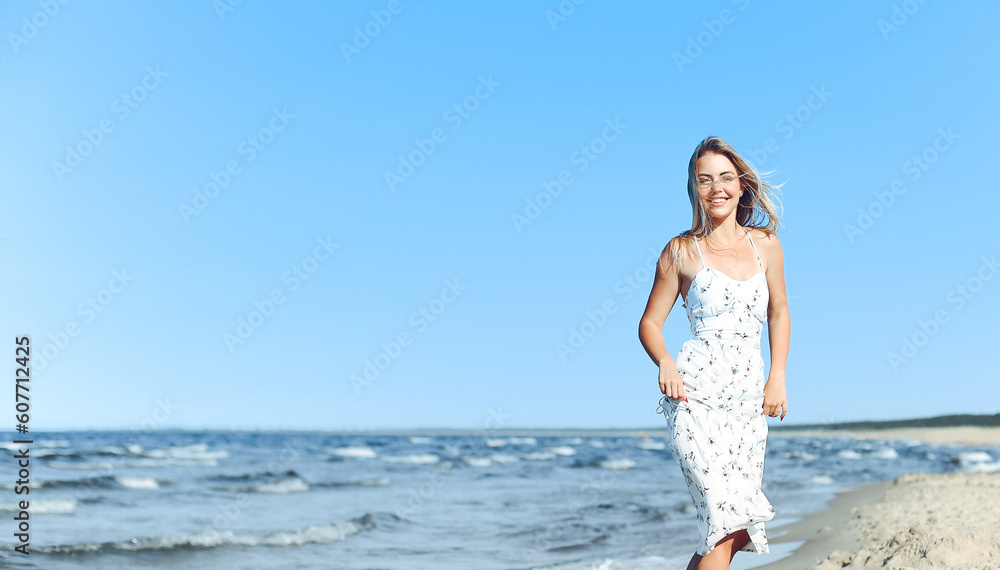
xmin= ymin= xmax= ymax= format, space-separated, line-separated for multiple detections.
xmin=1 ymin=429 xmax=998 ymax=569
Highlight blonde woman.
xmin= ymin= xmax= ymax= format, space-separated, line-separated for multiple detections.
xmin=638 ymin=136 xmax=790 ymax=570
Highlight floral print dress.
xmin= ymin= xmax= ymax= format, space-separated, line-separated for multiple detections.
xmin=656 ymin=227 xmax=775 ymax=556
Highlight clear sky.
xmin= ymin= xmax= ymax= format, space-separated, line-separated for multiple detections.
xmin=2 ymin=1 xmax=998 ymax=431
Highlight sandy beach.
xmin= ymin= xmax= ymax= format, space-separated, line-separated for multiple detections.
xmin=760 ymin=427 xmax=1000 ymax=569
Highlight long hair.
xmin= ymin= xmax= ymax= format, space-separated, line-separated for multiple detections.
xmin=664 ymin=136 xmax=785 ymax=272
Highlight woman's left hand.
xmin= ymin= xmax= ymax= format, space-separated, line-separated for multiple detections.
xmin=762 ymin=380 xmax=787 ymax=420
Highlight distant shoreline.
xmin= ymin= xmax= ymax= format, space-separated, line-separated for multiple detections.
xmin=16 ymin=412 xmax=1000 ymax=435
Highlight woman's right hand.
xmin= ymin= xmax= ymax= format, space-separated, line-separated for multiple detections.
xmin=658 ymin=360 xmax=688 ymax=402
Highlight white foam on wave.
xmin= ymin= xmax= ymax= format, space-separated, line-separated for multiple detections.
xmin=549 ymin=446 xmax=576 ymax=456
xmin=636 ymin=440 xmax=666 ymax=451
xmin=807 ymin=475 xmax=834 ymax=485
xmin=0 ymin=499 xmax=77 ymax=515
xmin=115 ymin=477 xmax=159 ymax=490
xmin=520 ymin=452 xmax=556 ymax=461
xmin=782 ymin=450 xmax=819 ymax=461
xmin=328 ymin=446 xmax=377 ymax=459
xmin=380 ymin=453 xmax=439 ymax=464
xmin=255 ymin=477 xmax=309 ymax=494
xmin=462 ymin=457 xmax=492 ymax=467
xmin=34 ymin=448 xmax=83 ymax=458
xmin=508 ymin=437 xmax=537 ymax=445
xmin=588 ymin=440 xmax=606 ymax=448
xmin=870 ymin=448 xmax=899 ymax=459
xmin=32 ymin=514 xmax=376 ymax=554
xmin=598 ymin=459 xmax=636 ymax=470
xmin=408 ymin=436 xmax=433 ymax=444
xmin=142 ymin=444 xmax=229 ymax=461
xmin=488 ymin=453 xmax=519 ymax=463
xmin=484 ymin=438 xmax=507 ymax=448
xmin=565 ymin=437 xmax=584 ymax=445
xmin=48 ymin=461 xmax=115 ymax=470
xmin=954 ymin=451 xmax=998 ymax=472
xmin=836 ymin=449 xmax=861 ymax=460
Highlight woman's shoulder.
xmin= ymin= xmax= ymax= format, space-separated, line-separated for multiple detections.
xmin=746 ymin=226 xmax=781 ymax=247
xmin=657 ymin=232 xmax=697 ymax=275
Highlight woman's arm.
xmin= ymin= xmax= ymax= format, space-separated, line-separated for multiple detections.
xmin=638 ymin=238 xmax=686 ymax=400
xmin=760 ymin=231 xmax=790 ymax=419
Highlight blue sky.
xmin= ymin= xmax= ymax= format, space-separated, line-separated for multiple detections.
xmin=2 ymin=1 xmax=998 ymax=430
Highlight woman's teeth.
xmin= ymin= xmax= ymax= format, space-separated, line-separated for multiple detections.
xmin=710 ymin=197 xmax=727 ymax=205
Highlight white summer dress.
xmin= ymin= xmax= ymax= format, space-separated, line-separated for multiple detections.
xmin=656 ymin=227 xmax=775 ymax=556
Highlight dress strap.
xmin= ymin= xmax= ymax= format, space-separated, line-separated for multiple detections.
xmin=744 ymin=228 xmax=764 ymax=272
xmin=692 ymin=235 xmax=706 ymax=270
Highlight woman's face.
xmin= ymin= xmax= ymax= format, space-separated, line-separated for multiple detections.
xmin=695 ymin=152 xmax=742 ymax=220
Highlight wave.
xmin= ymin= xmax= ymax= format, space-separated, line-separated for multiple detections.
xmin=380 ymin=453 xmax=439 ymax=464
xmin=23 ymin=513 xmax=376 ymax=554
xmin=314 ymin=477 xmax=390 ymax=488
xmin=209 ymin=470 xmax=300 ymax=482
xmin=487 ymin=453 xmax=519 ymax=464
xmin=0 ymin=499 xmax=77 ymax=515
xmin=549 ymin=446 xmax=576 ymax=456
xmin=461 ymin=457 xmax=492 ymax=467
xmin=597 ymin=459 xmax=636 ymax=470
xmin=327 ymin=446 xmax=378 ymax=459
xmin=3 ymin=475 xmax=171 ymax=491
xmin=780 ymin=450 xmax=819 ymax=461
xmin=114 ymin=477 xmax=160 ymax=490
xmin=520 ymin=452 xmax=556 ymax=461
xmin=636 ymin=440 xmax=666 ymax=451
xmin=407 ymin=436 xmax=433 ymax=444
xmin=48 ymin=456 xmax=220 ymax=469
xmin=836 ymin=449 xmax=862 ymax=460
xmin=140 ymin=443 xmax=230 ymax=461
xmin=953 ymin=451 xmax=999 ymax=472
xmin=214 ymin=476 xmax=309 ymax=495
xmin=485 ymin=437 xmax=538 ymax=448
xmin=805 ymin=474 xmax=834 ymax=485
xmin=869 ymin=448 xmax=899 ymax=459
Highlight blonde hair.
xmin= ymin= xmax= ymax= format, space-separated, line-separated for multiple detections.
xmin=661 ymin=136 xmax=785 ymax=275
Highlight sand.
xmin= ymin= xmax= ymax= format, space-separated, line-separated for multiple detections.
xmin=758 ymin=427 xmax=1000 ymax=569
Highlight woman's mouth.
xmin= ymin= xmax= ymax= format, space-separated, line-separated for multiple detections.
xmin=708 ymin=197 xmax=729 ymax=206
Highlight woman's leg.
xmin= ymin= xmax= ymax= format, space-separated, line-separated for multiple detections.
xmin=685 ymin=530 xmax=752 ymax=570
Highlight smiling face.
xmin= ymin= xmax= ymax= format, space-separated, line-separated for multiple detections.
xmin=695 ymin=152 xmax=743 ymax=220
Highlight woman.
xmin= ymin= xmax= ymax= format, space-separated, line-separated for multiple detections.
xmin=638 ymin=136 xmax=789 ymax=570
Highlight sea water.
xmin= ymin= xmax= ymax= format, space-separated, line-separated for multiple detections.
xmin=0 ymin=430 xmax=997 ymax=569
